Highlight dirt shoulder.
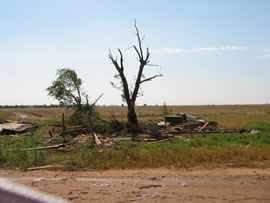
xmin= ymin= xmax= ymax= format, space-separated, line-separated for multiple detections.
xmin=1 ymin=168 xmax=270 ymax=202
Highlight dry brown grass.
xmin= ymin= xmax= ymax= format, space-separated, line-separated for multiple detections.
xmin=1 ymin=108 xmax=68 ymax=121
xmin=97 ymin=104 xmax=270 ymax=128
xmin=1 ymin=105 xmax=270 ymax=170
xmin=1 ymin=104 xmax=270 ymax=129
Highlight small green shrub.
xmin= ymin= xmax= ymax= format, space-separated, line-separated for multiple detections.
xmin=94 ymin=122 xmax=113 ymax=134
xmin=67 ymin=110 xmax=89 ymax=126
xmin=161 ymin=102 xmax=172 ymax=115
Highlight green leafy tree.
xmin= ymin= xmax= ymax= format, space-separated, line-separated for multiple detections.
xmin=47 ymin=68 xmax=86 ymax=111
xmin=47 ymin=68 xmax=103 ymax=144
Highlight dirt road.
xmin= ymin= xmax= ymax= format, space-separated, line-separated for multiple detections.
xmin=0 ymin=168 xmax=269 ymax=202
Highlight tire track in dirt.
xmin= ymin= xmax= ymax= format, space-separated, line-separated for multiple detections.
xmin=1 ymin=168 xmax=270 ymax=202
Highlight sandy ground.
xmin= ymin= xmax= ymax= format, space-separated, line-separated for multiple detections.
xmin=0 ymin=168 xmax=270 ymax=202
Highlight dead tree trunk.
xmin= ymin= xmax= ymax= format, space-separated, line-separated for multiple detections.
xmin=127 ymin=101 xmax=138 ymax=131
xmin=109 ymin=21 xmax=163 ymax=132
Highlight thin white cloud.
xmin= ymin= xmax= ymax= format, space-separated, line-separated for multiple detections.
xmin=192 ymin=46 xmax=245 ymax=52
xmin=123 ymin=48 xmax=186 ymax=55
xmin=192 ymin=47 xmax=218 ymax=52
xmin=150 ymin=48 xmax=186 ymax=54
xmin=256 ymin=53 xmax=270 ymax=59
xmin=123 ymin=46 xmax=245 ymax=55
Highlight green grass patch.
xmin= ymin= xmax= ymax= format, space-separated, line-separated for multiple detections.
xmin=185 ymin=133 xmax=270 ymax=147
xmin=30 ymin=117 xmax=62 ymax=126
xmin=0 ymin=132 xmax=270 ymax=170
xmin=0 ymin=134 xmax=47 ymax=169
xmin=248 ymin=122 xmax=270 ymax=131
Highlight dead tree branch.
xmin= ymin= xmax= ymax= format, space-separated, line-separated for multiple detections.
xmin=109 ymin=21 xmax=163 ymax=131
xmin=140 ymin=74 xmax=163 ymax=84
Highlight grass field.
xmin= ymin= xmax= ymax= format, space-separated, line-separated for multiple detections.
xmin=2 ymin=104 xmax=270 ymax=127
xmin=0 ymin=104 xmax=270 ymax=170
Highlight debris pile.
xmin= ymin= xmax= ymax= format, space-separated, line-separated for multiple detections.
xmin=0 ymin=113 xmax=260 ymax=151
xmin=146 ymin=113 xmax=258 ymax=139
xmin=61 ymin=113 xmax=259 ymax=145
xmin=159 ymin=114 xmax=219 ymax=135
xmin=0 ymin=121 xmax=37 ymax=135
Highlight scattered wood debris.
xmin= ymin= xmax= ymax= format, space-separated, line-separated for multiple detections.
xmin=44 ymin=113 xmax=260 ymax=148
xmin=0 ymin=121 xmax=37 ymax=135
xmin=2 ymin=112 xmax=257 ymax=152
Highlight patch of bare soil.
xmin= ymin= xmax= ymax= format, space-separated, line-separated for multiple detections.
xmin=1 ymin=168 xmax=270 ymax=202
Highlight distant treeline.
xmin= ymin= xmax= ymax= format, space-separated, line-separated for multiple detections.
xmin=0 ymin=104 xmax=125 ymax=108
xmin=0 ymin=104 xmax=63 ymax=108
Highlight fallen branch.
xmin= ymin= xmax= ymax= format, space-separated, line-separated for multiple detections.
xmin=26 ymin=144 xmax=66 ymax=151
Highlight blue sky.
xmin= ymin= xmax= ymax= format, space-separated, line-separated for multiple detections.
xmin=0 ymin=0 xmax=269 ymax=105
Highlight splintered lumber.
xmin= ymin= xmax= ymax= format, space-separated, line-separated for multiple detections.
xmin=26 ymin=144 xmax=66 ymax=151
xmin=199 ymin=122 xmax=209 ymax=132
xmin=46 ymin=135 xmax=58 ymax=144
xmin=93 ymin=132 xmax=102 ymax=145
xmin=53 ymin=124 xmax=102 ymax=145
xmin=27 ymin=164 xmax=63 ymax=171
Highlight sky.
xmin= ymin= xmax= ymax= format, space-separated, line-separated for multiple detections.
xmin=0 ymin=0 xmax=269 ymax=106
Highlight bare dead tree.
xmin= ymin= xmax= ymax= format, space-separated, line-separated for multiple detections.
xmin=109 ymin=22 xmax=163 ymax=132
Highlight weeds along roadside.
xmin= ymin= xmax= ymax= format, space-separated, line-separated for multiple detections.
xmin=0 ymin=132 xmax=270 ymax=170
xmin=0 ymin=106 xmax=270 ymax=170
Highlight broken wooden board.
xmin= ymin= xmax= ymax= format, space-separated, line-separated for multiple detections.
xmin=27 ymin=164 xmax=63 ymax=171
xmin=0 ymin=122 xmax=37 ymax=135
xmin=26 ymin=144 xmax=66 ymax=151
